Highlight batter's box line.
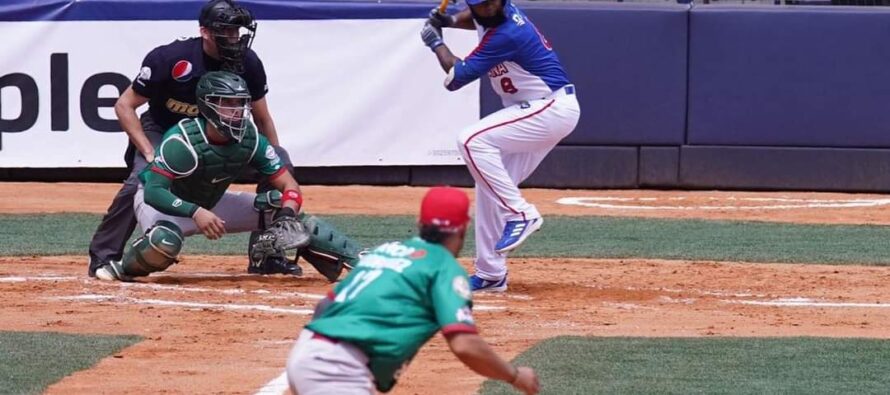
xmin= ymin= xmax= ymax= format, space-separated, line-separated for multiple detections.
xmin=723 ymin=297 xmax=890 ymax=308
xmin=556 ymin=196 xmax=890 ymax=210
xmin=47 ymin=294 xmax=315 ymax=315
xmin=46 ymin=294 xmax=505 ymax=314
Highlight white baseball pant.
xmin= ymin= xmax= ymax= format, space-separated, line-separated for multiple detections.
xmin=457 ymin=86 xmax=580 ymax=280
xmin=133 ymin=187 xmax=269 ymax=236
xmin=286 ymin=329 xmax=375 ymax=395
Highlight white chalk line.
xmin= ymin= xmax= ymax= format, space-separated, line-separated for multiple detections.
xmin=254 ymin=372 xmax=289 ymax=395
xmin=0 ymin=275 xmax=78 ymax=283
xmin=556 ymin=196 xmax=890 ymax=210
xmin=49 ymin=294 xmax=316 ymax=315
xmin=113 ymin=282 xmax=326 ymax=300
xmin=18 ymin=275 xmax=880 ymax=311
xmin=1 ymin=274 xmax=326 ymax=300
xmin=475 ymin=293 xmax=533 ymax=301
xmin=727 ymin=297 xmax=890 ymax=308
xmin=48 ymin=291 xmax=505 ymax=315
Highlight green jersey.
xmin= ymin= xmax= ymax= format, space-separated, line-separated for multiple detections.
xmin=307 ymin=237 xmax=476 ymax=393
xmin=139 ymin=118 xmax=284 ymax=217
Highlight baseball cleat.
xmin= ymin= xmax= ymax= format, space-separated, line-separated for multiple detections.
xmin=94 ymin=260 xmax=133 ymax=282
xmin=87 ymin=255 xmax=105 ymax=278
xmin=247 ymin=255 xmax=303 ymax=276
xmin=494 ymin=218 xmax=543 ymax=253
xmin=470 ymin=274 xmax=508 ymax=293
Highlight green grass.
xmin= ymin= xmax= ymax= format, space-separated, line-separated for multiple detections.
xmin=481 ymin=337 xmax=890 ymax=395
xmin=3 ymin=214 xmax=890 ymax=265
xmin=0 ymin=331 xmax=141 ymax=394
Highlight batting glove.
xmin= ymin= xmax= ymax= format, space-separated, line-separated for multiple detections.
xmin=428 ymin=8 xmax=455 ymax=29
xmin=421 ymin=22 xmax=444 ymax=51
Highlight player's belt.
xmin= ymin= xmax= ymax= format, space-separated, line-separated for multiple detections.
xmin=545 ymin=84 xmax=575 ymax=100
xmin=311 ymin=332 xmax=340 ymax=344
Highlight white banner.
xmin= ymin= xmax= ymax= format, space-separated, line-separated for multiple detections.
xmin=0 ymin=19 xmax=479 ymax=167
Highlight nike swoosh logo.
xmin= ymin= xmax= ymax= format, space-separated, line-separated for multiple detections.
xmin=211 ymin=176 xmax=231 ymax=184
xmin=160 ymin=239 xmax=175 ymax=246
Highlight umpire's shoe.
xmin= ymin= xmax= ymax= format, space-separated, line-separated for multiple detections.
xmin=94 ymin=261 xmax=133 ymax=282
xmin=248 ymin=256 xmax=303 ymax=276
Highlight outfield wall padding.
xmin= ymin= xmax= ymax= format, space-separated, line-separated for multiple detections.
xmin=5 ymin=2 xmax=890 ymax=191
xmin=687 ymin=6 xmax=890 ymax=148
xmin=481 ymin=3 xmax=690 ymax=146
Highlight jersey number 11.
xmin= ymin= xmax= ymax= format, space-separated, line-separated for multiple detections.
xmin=334 ymin=269 xmax=383 ymax=302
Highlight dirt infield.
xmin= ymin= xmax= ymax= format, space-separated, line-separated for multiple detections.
xmin=2 ymin=183 xmax=890 ymax=394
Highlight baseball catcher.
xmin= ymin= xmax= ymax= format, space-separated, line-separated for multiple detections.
xmin=95 ymin=71 xmax=358 ymax=282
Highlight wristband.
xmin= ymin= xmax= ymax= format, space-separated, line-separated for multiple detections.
xmin=282 ymin=189 xmax=303 ymax=209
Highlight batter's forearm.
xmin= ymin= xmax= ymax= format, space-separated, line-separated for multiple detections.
xmin=434 ymin=45 xmax=460 ymax=73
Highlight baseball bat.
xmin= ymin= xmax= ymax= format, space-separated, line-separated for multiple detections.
xmin=438 ymin=0 xmax=450 ymax=15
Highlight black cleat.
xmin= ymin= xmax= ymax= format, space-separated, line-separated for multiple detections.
xmin=248 ymin=255 xmax=303 ymax=276
xmin=88 ymin=255 xmax=109 ymax=278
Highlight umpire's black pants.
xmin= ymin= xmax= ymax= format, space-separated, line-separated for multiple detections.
xmin=87 ymin=113 xmax=296 ymax=276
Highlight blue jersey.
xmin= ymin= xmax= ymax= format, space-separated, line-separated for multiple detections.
xmin=446 ymin=4 xmax=571 ymax=106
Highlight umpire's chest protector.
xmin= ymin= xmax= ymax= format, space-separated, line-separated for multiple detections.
xmin=171 ymin=119 xmax=258 ymax=209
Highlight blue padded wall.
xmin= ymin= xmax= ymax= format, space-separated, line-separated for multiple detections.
xmin=523 ymin=146 xmax=638 ymax=188
xmin=481 ymin=3 xmax=689 ymax=146
xmin=680 ymin=146 xmax=890 ymax=191
xmin=688 ymin=6 xmax=890 ymax=148
xmin=639 ymin=146 xmax=680 ymax=187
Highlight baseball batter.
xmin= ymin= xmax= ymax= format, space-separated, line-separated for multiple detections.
xmin=287 ymin=187 xmax=540 ymax=395
xmin=421 ymin=0 xmax=580 ymax=292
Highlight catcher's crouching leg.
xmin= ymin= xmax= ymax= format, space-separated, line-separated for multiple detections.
xmin=248 ymin=191 xmax=304 ymax=276
xmin=95 ymin=221 xmax=182 ymax=282
xmin=298 ymin=213 xmax=364 ymax=282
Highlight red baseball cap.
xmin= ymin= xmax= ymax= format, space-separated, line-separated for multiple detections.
xmin=419 ymin=186 xmax=470 ymax=233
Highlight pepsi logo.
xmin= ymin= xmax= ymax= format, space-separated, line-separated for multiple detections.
xmin=171 ymin=60 xmax=193 ymax=82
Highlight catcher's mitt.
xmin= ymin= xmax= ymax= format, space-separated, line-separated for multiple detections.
xmin=251 ymin=208 xmax=311 ymax=262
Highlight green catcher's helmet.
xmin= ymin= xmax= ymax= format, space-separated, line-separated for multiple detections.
xmin=196 ymin=71 xmax=252 ymax=142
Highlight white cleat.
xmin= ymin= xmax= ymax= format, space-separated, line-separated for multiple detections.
xmin=94 ymin=261 xmax=133 ymax=282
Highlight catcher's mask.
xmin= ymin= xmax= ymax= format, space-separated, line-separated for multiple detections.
xmin=199 ymin=0 xmax=256 ymax=73
xmin=196 ymin=71 xmax=252 ymax=142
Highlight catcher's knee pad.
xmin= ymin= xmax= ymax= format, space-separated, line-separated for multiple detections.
xmin=121 ymin=221 xmax=183 ymax=277
xmin=299 ymin=213 xmax=363 ymax=282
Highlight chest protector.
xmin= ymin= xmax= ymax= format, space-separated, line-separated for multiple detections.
xmin=170 ymin=118 xmax=258 ymax=209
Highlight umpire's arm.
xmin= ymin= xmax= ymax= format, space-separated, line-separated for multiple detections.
xmin=115 ymin=87 xmax=152 ymax=161
xmin=252 ymin=98 xmax=280 ymax=147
